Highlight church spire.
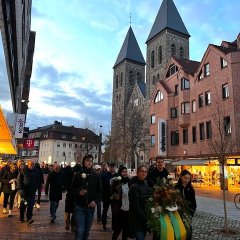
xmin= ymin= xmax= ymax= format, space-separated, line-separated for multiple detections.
xmin=113 ymin=26 xmax=145 ymax=68
xmin=146 ymin=0 xmax=190 ymax=43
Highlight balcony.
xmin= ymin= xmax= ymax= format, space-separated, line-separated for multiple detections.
xmin=179 ymin=113 xmax=190 ymax=128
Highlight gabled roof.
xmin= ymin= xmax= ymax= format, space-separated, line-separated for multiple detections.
xmin=146 ymin=0 xmax=190 ymax=43
xmin=174 ymin=58 xmax=200 ymax=75
xmin=114 ymin=26 xmax=145 ymax=68
xmin=136 ymin=81 xmax=146 ymax=98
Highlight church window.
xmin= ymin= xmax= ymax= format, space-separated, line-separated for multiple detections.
xmin=129 ymin=71 xmax=134 ymax=85
xmin=180 ymin=47 xmax=184 ymax=58
xmin=171 ymin=44 xmax=176 ymax=56
xmin=116 ymin=95 xmax=118 ymax=102
xmin=151 ymin=50 xmax=155 ymax=68
xmin=119 ymin=94 xmax=121 ymax=102
xmin=154 ymin=90 xmax=164 ymax=103
xmin=120 ymin=72 xmax=123 ymax=86
xmin=157 ymin=74 xmax=160 ymax=81
xmin=158 ymin=46 xmax=162 ymax=64
xmin=116 ymin=75 xmax=119 ymax=89
xmin=137 ymin=72 xmax=141 ymax=81
xmin=152 ymin=76 xmax=156 ymax=85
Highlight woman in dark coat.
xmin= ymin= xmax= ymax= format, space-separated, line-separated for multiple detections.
xmin=129 ymin=165 xmax=150 ymax=240
xmin=111 ymin=166 xmax=130 ymax=240
xmin=2 ymin=163 xmax=18 ymax=216
xmin=175 ymin=169 xmax=197 ymax=216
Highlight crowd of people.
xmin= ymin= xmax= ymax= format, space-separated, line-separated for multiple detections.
xmin=0 ymin=155 xmax=197 ymax=240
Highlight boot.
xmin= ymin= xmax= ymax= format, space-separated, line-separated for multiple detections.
xmin=64 ymin=212 xmax=70 ymax=230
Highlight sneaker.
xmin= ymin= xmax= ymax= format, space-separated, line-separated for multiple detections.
xmin=102 ymin=225 xmax=106 ymax=231
xmin=2 ymin=208 xmax=7 ymax=214
xmin=50 ymin=217 xmax=55 ymax=223
xmin=8 ymin=210 xmax=12 ymax=217
xmin=36 ymin=204 xmax=40 ymax=210
xmin=27 ymin=219 xmax=34 ymax=225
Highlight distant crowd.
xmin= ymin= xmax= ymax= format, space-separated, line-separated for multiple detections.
xmin=0 ymin=156 xmax=196 ymax=240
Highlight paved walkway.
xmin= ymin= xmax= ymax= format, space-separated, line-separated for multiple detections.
xmin=0 ymin=187 xmax=240 ymax=239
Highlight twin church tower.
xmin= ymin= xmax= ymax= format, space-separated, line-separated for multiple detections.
xmin=111 ymin=0 xmax=190 ymax=164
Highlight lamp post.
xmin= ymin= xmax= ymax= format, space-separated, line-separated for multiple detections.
xmin=98 ymin=125 xmax=102 ymax=164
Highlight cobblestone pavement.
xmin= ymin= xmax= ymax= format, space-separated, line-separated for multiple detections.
xmin=0 ymin=191 xmax=240 ymax=239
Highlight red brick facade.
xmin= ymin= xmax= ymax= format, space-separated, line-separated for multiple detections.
xmin=150 ymin=34 xmax=240 ymax=160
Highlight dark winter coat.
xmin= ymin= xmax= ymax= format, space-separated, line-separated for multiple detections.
xmin=45 ymin=170 xmax=65 ymax=201
xmin=147 ymin=167 xmax=169 ymax=187
xmin=101 ymin=171 xmax=117 ymax=200
xmin=175 ymin=183 xmax=197 ymax=216
xmin=2 ymin=169 xmax=18 ymax=193
xmin=72 ymin=167 xmax=102 ymax=208
xmin=129 ymin=178 xmax=150 ymax=233
xmin=17 ymin=167 xmax=40 ymax=197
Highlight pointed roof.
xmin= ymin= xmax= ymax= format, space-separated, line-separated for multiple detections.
xmin=114 ymin=26 xmax=145 ymax=68
xmin=146 ymin=0 xmax=190 ymax=43
xmin=137 ymin=81 xmax=146 ymax=97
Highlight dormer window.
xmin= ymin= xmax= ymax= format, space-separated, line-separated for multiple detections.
xmin=154 ymin=90 xmax=164 ymax=103
xmin=72 ymin=136 xmax=76 ymax=140
xmin=221 ymin=57 xmax=228 ymax=68
xmin=166 ymin=64 xmax=178 ymax=78
xmin=61 ymin=134 xmax=66 ymax=139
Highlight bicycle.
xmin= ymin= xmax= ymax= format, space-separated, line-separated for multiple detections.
xmin=234 ymin=193 xmax=240 ymax=209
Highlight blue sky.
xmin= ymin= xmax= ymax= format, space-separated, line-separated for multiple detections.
xmin=0 ymin=0 xmax=239 ymax=135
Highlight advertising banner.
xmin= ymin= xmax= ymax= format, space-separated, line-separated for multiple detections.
xmin=14 ymin=114 xmax=25 ymax=139
xmin=23 ymin=139 xmax=35 ymax=148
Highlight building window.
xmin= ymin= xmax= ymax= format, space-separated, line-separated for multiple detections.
xmin=129 ymin=71 xmax=134 ymax=85
xmin=152 ymin=76 xmax=156 ymax=85
xmin=180 ymin=47 xmax=184 ymax=58
xmin=57 ymin=143 xmax=60 ymax=147
xmin=198 ymin=70 xmax=203 ymax=81
xmin=157 ymin=73 xmax=160 ymax=81
xmin=206 ymin=121 xmax=212 ymax=139
xmin=63 ymin=143 xmax=66 ymax=148
xmin=221 ymin=57 xmax=228 ymax=68
xmin=199 ymin=123 xmax=205 ymax=140
xmin=204 ymin=63 xmax=210 ymax=77
xmin=222 ymin=84 xmax=229 ymax=99
xmin=199 ymin=94 xmax=204 ymax=108
xmin=183 ymin=129 xmax=188 ymax=144
xmin=75 ymin=144 xmax=78 ymax=148
xmin=175 ymin=84 xmax=178 ymax=96
xmin=170 ymin=107 xmax=178 ymax=118
xmin=181 ymin=102 xmax=190 ymax=114
xmin=224 ymin=116 xmax=231 ymax=135
xmin=72 ymin=136 xmax=76 ymax=140
xmin=137 ymin=72 xmax=141 ymax=81
xmin=151 ymin=135 xmax=155 ymax=146
xmin=151 ymin=115 xmax=156 ymax=124
xmin=192 ymin=100 xmax=196 ymax=113
xmin=120 ymin=72 xmax=123 ymax=86
xmin=205 ymin=91 xmax=211 ymax=106
xmin=69 ymin=143 xmax=72 ymax=148
xmin=61 ymin=134 xmax=66 ymax=139
xmin=181 ymin=78 xmax=190 ymax=90
xmin=171 ymin=131 xmax=179 ymax=145
xmin=192 ymin=126 xmax=196 ymax=143
xmin=167 ymin=64 xmax=178 ymax=78
xmin=154 ymin=90 xmax=164 ymax=103
xmin=171 ymin=44 xmax=176 ymax=56
xmin=116 ymin=75 xmax=118 ymax=89
xmin=151 ymin=50 xmax=155 ymax=68
xmin=158 ymin=46 xmax=162 ymax=64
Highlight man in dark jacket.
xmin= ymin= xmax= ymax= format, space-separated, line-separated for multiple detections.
xmin=147 ymin=156 xmax=169 ymax=187
xmin=45 ymin=163 xmax=65 ymax=223
xmin=17 ymin=160 xmax=40 ymax=224
xmin=72 ymin=154 xmax=102 ymax=240
xmin=101 ymin=162 xmax=117 ymax=231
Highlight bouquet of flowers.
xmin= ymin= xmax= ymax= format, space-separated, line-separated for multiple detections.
xmin=146 ymin=178 xmax=192 ymax=240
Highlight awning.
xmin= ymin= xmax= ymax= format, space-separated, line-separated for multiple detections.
xmin=172 ymin=159 xmax=209 ymax=166
xmin=0 ymin=106 xmax=17 ymax=154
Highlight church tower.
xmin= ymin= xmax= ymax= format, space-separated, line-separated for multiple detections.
xmin=146 ymin=0 xmax=190 ymax=99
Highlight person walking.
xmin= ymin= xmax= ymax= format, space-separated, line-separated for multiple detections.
xmin=94 ymin=164 xmax=102 ymax=223
xmin=45 ymin=163 xmax=65 ymax=223
xmin=35 ymin=162 xmax=44 ymax=210
xmin=147 ymin=156 xmax=169 ymax=187
xmin=111 ymin=166 xmax=130 ymax=240
xmin=72 ymin=154 xmax=102 ymax=240
xmin=17 ymin=160 xmax=40 ymax=224
xmin=2 ymin=163 xmax=18 ymax=216
xmin=101 ymin=162 xmax=117 ymax=231
xmin=129 ymin=165 xmax=150 ymax=240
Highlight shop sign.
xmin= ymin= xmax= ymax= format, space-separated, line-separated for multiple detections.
xmin=14 ymin=114 xmax=25 ymax=138
xmin=23 ymin=139 xmax=35 ymax=148
xmin=158 ymin=119 xmax=167 ymax=156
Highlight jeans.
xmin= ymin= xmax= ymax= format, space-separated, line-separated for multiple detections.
xmin=75 ymin=206 xmax=95 ymax=240
xmin=3 ymin=191 xmax=17 ymax=209
xmin=19 ymin=195 xmax=35 ymax=221
xmin=50 ymin=200 xmax=59 ymax=218
xmin=135 ymin=231 xmax=146 ymax=240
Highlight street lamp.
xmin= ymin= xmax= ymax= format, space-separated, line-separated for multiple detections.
xmin=98 ymin=125 xmax=102 ymax=164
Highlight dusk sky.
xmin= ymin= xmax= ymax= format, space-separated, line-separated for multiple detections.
xmin=0 ymin=0 xmax=239 ymax=136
